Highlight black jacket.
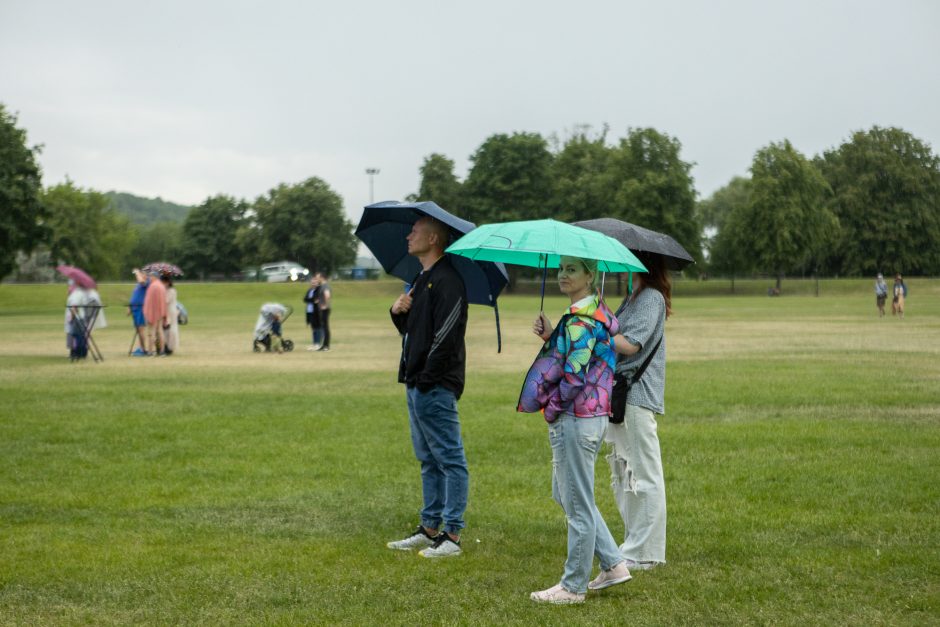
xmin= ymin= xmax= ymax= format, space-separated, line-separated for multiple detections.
xmin=390 ymin=256 xmax=467 ymax=399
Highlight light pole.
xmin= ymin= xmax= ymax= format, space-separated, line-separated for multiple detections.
xmin=365 ymin=168 xmax=380 ymax=204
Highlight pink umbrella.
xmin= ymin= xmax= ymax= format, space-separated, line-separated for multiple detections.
xmin=56 ymin=265 xmax=97 ymax=289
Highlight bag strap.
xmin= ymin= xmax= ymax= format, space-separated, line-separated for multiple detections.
xmin=630 ymin=334 xmax=663 ymax=385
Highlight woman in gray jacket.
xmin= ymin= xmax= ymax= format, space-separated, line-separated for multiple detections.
xmin=607 ymin=251 xmax=670 ymax=573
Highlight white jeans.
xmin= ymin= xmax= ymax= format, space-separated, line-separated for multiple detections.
xmin=605 ymin=404 xmax=667 ymax=563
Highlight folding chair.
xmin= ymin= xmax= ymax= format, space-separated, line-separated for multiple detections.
xmin=68 ymin=304 xmax=105 ymax=363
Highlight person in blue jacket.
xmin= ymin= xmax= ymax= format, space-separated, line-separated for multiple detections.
xmin=128 ymin=268 xmax=149 ymax=356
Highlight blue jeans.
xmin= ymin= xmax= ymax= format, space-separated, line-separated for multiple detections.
xmin=549 ymin=414 xmax=624 ymax=593
xmin=406 ymin=385 xmax=469 ymax=535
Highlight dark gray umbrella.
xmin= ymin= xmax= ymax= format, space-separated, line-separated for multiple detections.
xmin=572 ymin=218 xmax=695 ymax=271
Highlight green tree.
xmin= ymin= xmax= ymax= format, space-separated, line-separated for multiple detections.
xmin=736 ymin=140 xmax=837 ymax=290
xmin=179 ymin=195 xmax=248 ymax=279
xmin=128 ymin=222 xmax=182 ymax=269
xmin=606 ymin=127 xmax=702 ymax=264
xmin=0 ymin=104 xmax=46 ymax=279
xmin=43 ymin=180 xmax=137 ymax=279
xmin=254 ymin=177 xmax=357 ymax=274
xmin=408 ymin=153 xmax=464 ymax=215
xmin=105 ymin=192 xmax=190 ymax=226
xmin=234 ymin=221 xmax=264 ymax=268
xmin=816 ymin=126 xmax=940 ymax=275
xmin=698 ymin=177 xmax=754 ymax=289
xmin=462 ymin=132 xmax=554 ymax=225
xmin=550 ymin=126 xmax=615 ymax=223
xmin=698 ymin=176 xmax=751 ymax=234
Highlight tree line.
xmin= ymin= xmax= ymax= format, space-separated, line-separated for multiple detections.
xmin=3 ymin=101 xmax=939 ymax=283
xmin=1 ymin=104 xmax=359 ymax=281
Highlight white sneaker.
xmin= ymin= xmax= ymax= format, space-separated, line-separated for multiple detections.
xmin=623 ymin=558 xmax=660 ymax=571
xmin=588 ymin=562 xmax=632 ymax=590
xmin=306 ymin=346 xmax=317 ymax=351
xmin=418 ymin=534 xmax=462 ymax=558
xmin=387 ymin=526 xmax=437 ymax=551
xmin=530 ymin=583 xmax=585 ymax=605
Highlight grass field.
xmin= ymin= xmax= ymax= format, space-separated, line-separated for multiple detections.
xmin=1 ymin=278 xmax=938 ymax=625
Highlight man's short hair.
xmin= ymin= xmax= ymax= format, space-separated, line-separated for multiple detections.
xmin=421 ymin=216 xmax=451 ymax=250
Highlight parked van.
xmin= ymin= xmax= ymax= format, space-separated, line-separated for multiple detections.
xmin=260 ymin=261 xmax=310 ymax=283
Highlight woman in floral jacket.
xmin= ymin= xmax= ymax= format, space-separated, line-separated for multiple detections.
xmin=518 ymin=256 xmax=631 ymax=604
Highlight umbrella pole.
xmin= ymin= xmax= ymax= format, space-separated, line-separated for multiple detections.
xmin=539 ymin=255 xmax=547 ymax=312
xmin=600 ymin=272 xmax=606 ymax=300
xmin=628 ymin=272 xmax=633 ymax=294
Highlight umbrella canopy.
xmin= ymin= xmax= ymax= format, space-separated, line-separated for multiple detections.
xmin=355 ymin=200 xmax=509 ymax=307
xmin=572 ymin=218 xmax=695 ymax=271
xmin=446 ymin=219 xmax=647 ymax=273
xmin=56 ymin=265 xmax=97 ymax=289
xmin=142 ymin=262 xmax=184 ymax=276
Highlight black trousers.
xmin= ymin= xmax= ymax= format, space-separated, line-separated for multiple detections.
xmin=320 ymin=309 xmax=331 ymax=348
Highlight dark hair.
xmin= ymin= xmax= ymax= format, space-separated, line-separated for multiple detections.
xmin=633 ymin=252 xmax=672 ymax=319
xmin=160 ymin=273 xmax=174 ymax=287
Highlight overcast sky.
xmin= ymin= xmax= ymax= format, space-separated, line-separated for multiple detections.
xmin=2 ymin=0 xmax=938 ymax=228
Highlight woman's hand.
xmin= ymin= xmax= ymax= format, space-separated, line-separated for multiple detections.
xmin=532 ymin=312 xmax=553 ymax=341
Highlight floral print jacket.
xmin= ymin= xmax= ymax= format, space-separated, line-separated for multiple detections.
xmin=517 ymin=295 xmax=619 ymax=423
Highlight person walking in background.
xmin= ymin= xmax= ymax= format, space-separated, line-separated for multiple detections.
xmin=143 ymin=270 xmax=167 ymax=355
xmin=314 ymin=272 xmax=332 ymax=352
xmin=607 ymin=251 xmax=671 ymax=572
xmin=128 ymin=268 xmax=149 ymax=356
xmin=161 ymin=273 xmax=179 ymax=355
xmin=874 ymin=273 xmax=888 ymax=317
xmin=303 ymin=277 xmax=322 ymax=350
xmin=892 ymin=274 xmax=906 ymax=319
xmin=519 ymin=256 xmax=630 ymax=604
xmin=387 ymin=217 xmax=469 ymax=559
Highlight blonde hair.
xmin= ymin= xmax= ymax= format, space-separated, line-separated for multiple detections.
xmin=564 ymin=256 xmax=599 ymax=291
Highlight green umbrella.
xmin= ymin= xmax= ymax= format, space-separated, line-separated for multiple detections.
xmin=446 ymin=219 xmax=647 ymax=309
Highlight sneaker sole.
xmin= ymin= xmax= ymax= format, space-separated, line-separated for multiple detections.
xmin=529 ymin=594 xmax=585 ymax=604
xmin=387 ymin=543 xmax=431 ymax=551
xmin=418 ymin=550 xmax=462 ymax=558
xmin=588 ymin=574 xmax=632 ymax=591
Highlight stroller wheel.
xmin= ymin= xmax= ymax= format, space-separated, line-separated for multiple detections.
xmin=283 ymin=339 xmax=294 ymax=352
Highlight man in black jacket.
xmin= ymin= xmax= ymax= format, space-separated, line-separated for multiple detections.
xmin=387 ymin=216 xmax=469 ymax=558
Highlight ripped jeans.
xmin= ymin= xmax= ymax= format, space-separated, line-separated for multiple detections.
xmin=605 ymin=404 xmax=667 ymax=564
xmin=549 ymin=414 xmax=624 ymax=594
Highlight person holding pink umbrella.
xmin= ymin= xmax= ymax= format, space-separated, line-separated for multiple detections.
xmin=58 ymin=265 xmax=107 ymax=361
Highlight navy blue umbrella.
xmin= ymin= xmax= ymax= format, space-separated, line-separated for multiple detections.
xmin=355 ymin=200 xmax=509 ymax=349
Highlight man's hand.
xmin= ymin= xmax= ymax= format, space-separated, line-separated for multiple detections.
xmin=391 ymin=289 xmax=414 ymax=315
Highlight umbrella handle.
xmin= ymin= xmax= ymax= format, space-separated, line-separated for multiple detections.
xmin=494 ymin=301 xmax=502 ymax=354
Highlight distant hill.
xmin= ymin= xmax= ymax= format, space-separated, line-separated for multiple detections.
xmin=106 ymin=192 xmax=192 ymax=226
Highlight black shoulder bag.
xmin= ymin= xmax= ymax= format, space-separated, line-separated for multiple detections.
xmin=610 ymin=335 xmax=662 ymax=424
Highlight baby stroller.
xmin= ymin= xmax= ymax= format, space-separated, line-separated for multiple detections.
xmin=253 ymin=303 xmax=294 ymax=352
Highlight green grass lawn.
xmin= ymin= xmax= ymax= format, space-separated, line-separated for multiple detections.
xmin=1 ymin=279 xmax=938 ymax=625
